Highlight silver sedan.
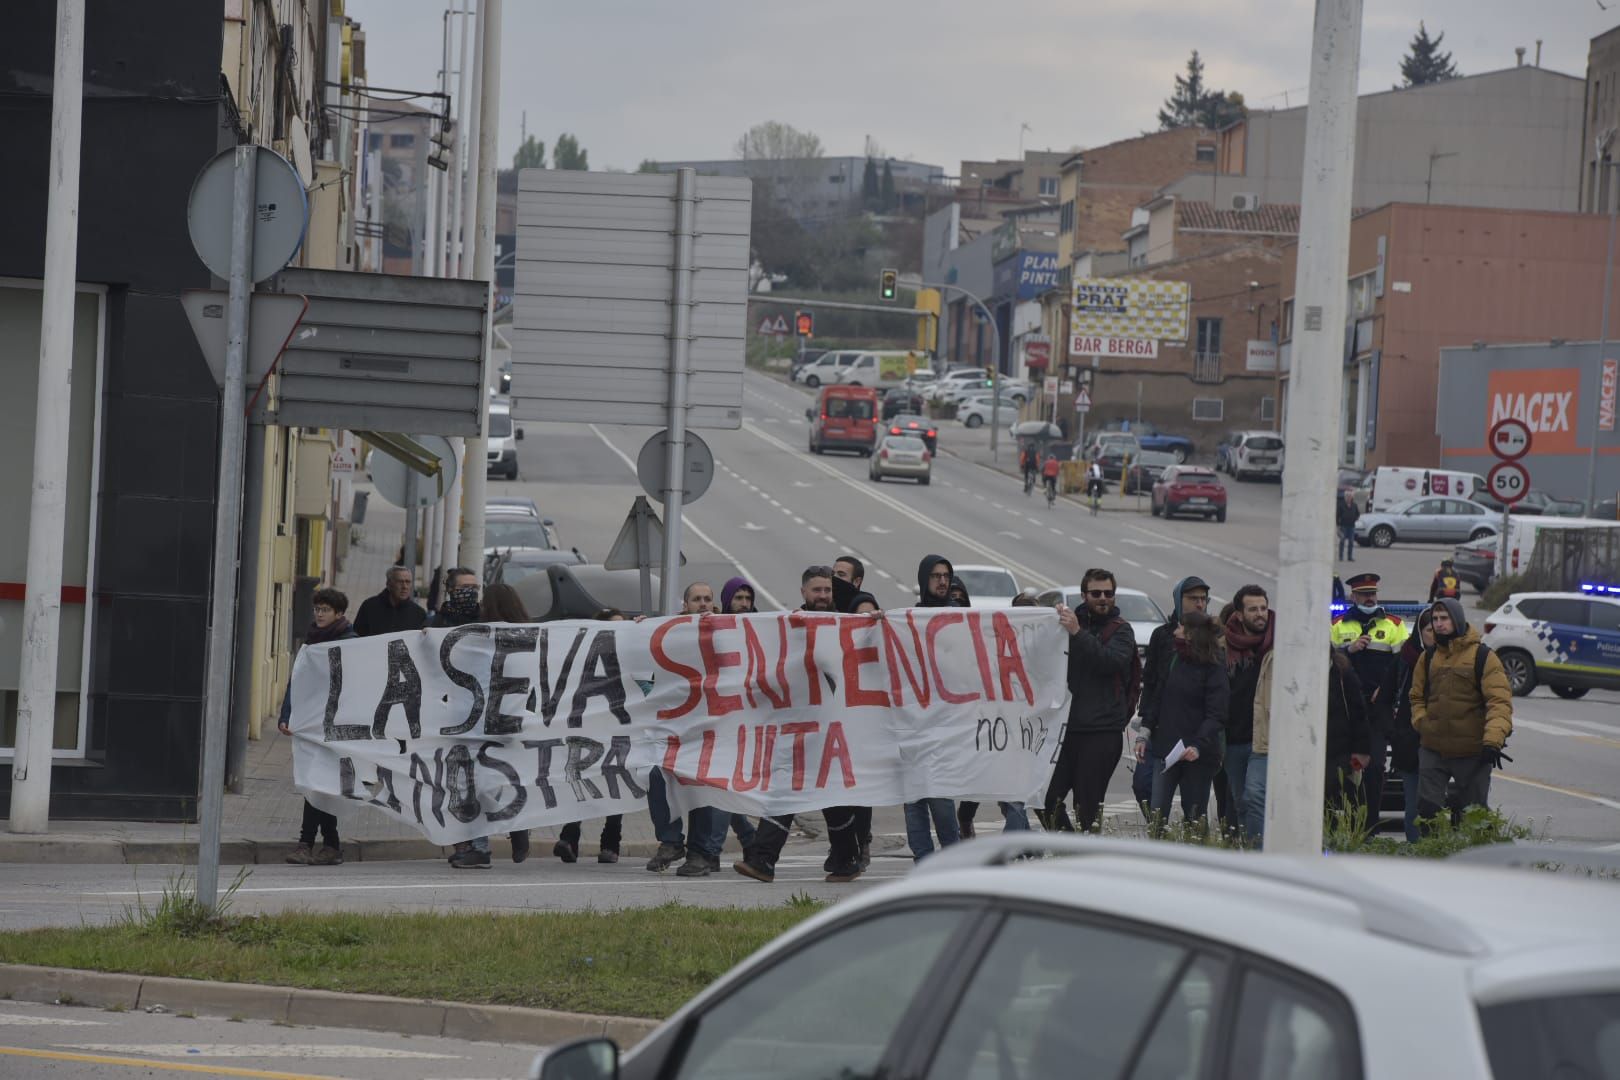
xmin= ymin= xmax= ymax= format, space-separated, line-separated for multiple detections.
xmin=1355 ymin=496 xmax=1500 ymax=548
xmin=869 ymin=434 xmax=932 ymax=484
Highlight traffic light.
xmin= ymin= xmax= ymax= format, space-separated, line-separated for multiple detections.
xmin=879 ymin=268 xmax=898 ymax=302
xmin=795 ymin=310 xmax=814 ymax=337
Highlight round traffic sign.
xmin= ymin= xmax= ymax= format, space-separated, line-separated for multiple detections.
xmin=368 ymin=435 xmax=458 ymax=509
xmin=636 ymin=430 xmax=714 ymax=505
xmin=1489 ymin=418 xmax=1532 ymax=461
xmin=1487 ymin=460 xmax=1530 ymax=505
xmin=187 ymin=145 xmax=309 ymax=283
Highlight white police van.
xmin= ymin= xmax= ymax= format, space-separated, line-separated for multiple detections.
xmin=1480 ymin=586 xmax=1620 ymax=698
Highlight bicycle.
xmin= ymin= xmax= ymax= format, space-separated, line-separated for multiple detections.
xmin=1045 ymin=478 xmax=1057 ymax=509
xmin=1023 ymin=470 xmax=1036 ymax=497
xmin=1088 ymin=480 xmax=1102 ymax=516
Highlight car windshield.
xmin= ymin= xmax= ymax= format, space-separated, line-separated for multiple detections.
xmin=488 ymin=413 xmax=513 ymax=438
xmin=885 ymin=436 xmax=926 ymax=452
xmin=1480 ymin=993 xmax=1620 ymax=1078
xmin=826 ymin=398 xmax=874 ymax=420
xmin=485 ymin=518 xmax=550 ymax=550
xmin=1246 ymin=436 xmax=1283 ymax=451
xmin=955 ymin=568 xmax=1018 ymax=599
xmin=1115 ymin=593 xmax=1166 ymax=624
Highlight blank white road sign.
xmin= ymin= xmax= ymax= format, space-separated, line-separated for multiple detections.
xmin=511 ymin=169 xmax=753 ymax=429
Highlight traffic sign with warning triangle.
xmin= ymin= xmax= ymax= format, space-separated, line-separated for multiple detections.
xmin=604 ymin=496 xmax=686 ymax=571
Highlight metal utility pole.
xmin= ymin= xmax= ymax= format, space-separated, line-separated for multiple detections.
xmin=914 ymin=279 xmax=1003 ymax=459
xmin=458 ymin=0 xmax=499 ymax=569
xmin=1267 ymin=0 xmax=1363 ymax=856
xmin=448 ymin=0 xmax=471 ymax=276
xmin=1587 ymin=137 xmax=1617 ymax=513
xmin=195 ymin=144 xmax=260 ymax=907
xmin=11 ymin=0 xmax=86 ymax=834
xmin=659 ymin=169 xmax=699 ymax=616
xmin=433 ymin=7 xmax=452 ymax=274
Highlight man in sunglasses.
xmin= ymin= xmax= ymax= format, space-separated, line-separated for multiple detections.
xmin=1046 ymin=569 xmax=1139 ymax=832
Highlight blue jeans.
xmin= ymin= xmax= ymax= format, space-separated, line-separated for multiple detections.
xmin=1400 ymin=769 xmax=1421 ymax=843
xmin=1150 ymin=755 xmax=1216 ymax=831
xmin=904 ymin=798 xmax=960 ymax=859
xmin=647 ymin=770 xmax=686 ymax=846
xmin=1338 ymin=525 xmax=1356 ymax=561
xmin=1224 ymin=742 xmax=1253 ymax=831
xmin=730 ymin=813 xmax=757 ymax=848
xmin=1133 ymin=754 xmax=1158 ymax=821
xmin=687 ymin=805 xmax=731 ymax=859
xmin=1243 ymin=754 xmax=1268 ymax=845
xmin=999 ymin=802 xmax=1030 ymax=831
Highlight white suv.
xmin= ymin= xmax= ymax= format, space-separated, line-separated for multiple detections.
xmin=532 ymin=836 xmax=1620 ymax=1080
xmin=1227 ymin=430 xmax=1285 ymax=480
xmin=1481 ymin=589 xmax=1620 ymax=698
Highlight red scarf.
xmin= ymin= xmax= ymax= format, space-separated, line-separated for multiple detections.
xmin=1224 ymin=611 xmax=1274 ymax=667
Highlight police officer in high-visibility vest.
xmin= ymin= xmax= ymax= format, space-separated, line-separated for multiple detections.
xmin=1329 ymin=572 xmax=1410 ymax=832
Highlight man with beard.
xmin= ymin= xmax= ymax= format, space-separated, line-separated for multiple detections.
xmin=1330 ymin=572 xmax=1409 ymax=832
xmin=734 ymin=567 xmax=866 ymax=883
xmin=918 ymin=554 xmax=956 ymax=607
xmin=1222 ymin=585 xmax=1274 ymax=833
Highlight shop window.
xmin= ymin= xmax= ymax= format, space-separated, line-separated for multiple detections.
xmin=1192 ymin=398 xmax=1224 ymax=422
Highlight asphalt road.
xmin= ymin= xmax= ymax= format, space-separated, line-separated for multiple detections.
xmin=0 ymin=998 xmax=540 ymax=1079
xmin=489 ymin=370 xmax=1620 ymax=846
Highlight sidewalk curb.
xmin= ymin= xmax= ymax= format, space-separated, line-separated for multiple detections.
xmin=0 ymin=963 xmax=658 ymax=1049
xmin=0 ymin=838 xmax=664 ymax=866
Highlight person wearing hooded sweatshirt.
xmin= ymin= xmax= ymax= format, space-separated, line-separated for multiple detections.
xmin=1136 ymin=576 xmax=1211 ymax=818
xmin=278 ymin=587 xmax=357 ymax=866
xmin=1409 ymin=596 xmax=1513 ymax=825
xmin=721 ymin=576 xmax=756 ymax=615
xmin=1222 ymin=585 xmax=1274 ymax=832
xmin=1380 ymin=606 xmax=1435 ymax=842
xmin=1141 ymin=611 xmax=1228 ymax=833
xmin=903 ymin=555 xmax=965 ymax=858
xmin=917 ymin=554 xmax=956 ymax=607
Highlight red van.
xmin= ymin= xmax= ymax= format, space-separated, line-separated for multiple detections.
xmin=806 ymin=385 xmax=880 ymax=456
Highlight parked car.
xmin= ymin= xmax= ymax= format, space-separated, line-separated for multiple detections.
xmin=483 ymin=509 xmax=556 ymax=555
xmin=787 ymin=346 xmax=828 ymax=382
xmin=1354 ymin=496 xmax=1500 ymax=548
xmin=1101 ymin=420 xmax=1195 ymax=463
xmin=1215 ymin=430 xmax=1244 ymax=473
xmin=1035 ymin=585 xmax=1167 ymax=655
xmin=1123 ymin=450 xmax=1179 ymax=494
xmin=1366 ymin=466 xmax=1485 ymax=513
xmin=1227 ymin=430 xmax=1285 ymax=481
xmin=950 ymin=564 xmax=1021 ymax=606
xmin=903 ymin=368 xmax=938 ymax=394
xmin=1471 ymin=488 xmax=1588 ymax=517
xmin=1593 ymin=497 xmax=1619 ymax=521
xmin=957 ymin=394 xmax=1021 ymax=430
xmin=868 ymin=434 xmax=931 ymax=485
xmin=486 ymin=544 xmax=587 ymax=586
xmin=882 ymin=387 xmax=925 ymax=421
xmin=806 ymin=385 xmax=880 ymax=455
xmin=485 ymin=399 xmax=523 ymax=480
xmin=1083 ymin=429 xmax=1140 ymax=460
xmin=1092 ymin=434 xmax=1143 ymax=481
xmin=1450 ymin=540 xmax=1497 ymax=595
xmin=1152 ymin=465 xmax=1227 ymax=521
xmin=795 ymin=351 xmax=858 ymax=388
xmin=882 ymin=413 xmax=938 ymax=452
xmin=531 ymin=835 xmax=1620 ymax=1080
xmin=1482 ymin=590 xmax=1620 ymax=697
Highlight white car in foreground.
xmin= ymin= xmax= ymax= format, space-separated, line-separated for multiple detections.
xmin=951 ymin=564 xmax=1021 ymax=606
xmin=533 ymin=836 xmax=1620 ymax=1080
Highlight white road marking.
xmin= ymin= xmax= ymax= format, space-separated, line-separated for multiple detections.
xmin=865 ymin=525 xmax=891 ymax=534
xmin=874 ymin=568 xmax=893 ymax=579
xmin=1122 ymin=558 xmax=1142 ymax=568
xmin=1495 ymin=773 xmax=1620 ymax=812
xmin=1096 ymin=547 xmax=1112 ymax=556
xmin=740 ymin=522 xmax=766 ymax=531
xmin=66 ymin=1045 xmax=457 ymax=1060
xmin=1048 ymin=527 xmax=1062 ymax=535
xmin=999 ymin=532 xmax=1023 ymax=540
xmin=1151 ymin=570 xmax=1171 ymax=580
xmin=0 ymin=1012 xmax=102 ymax=1027
xmin=793 ymin=516 xmax=806 ymax=525
xmin=587 ymin=424 xmax=786 ymax=609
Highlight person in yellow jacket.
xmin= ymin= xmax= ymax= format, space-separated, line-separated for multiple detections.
xmin=1408 ymin=597 xmax=1514 ymax=824
xmin=1329 ymin=572 xmax=1409 ymax=834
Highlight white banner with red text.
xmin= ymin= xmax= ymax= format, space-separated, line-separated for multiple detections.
xmin=287 ymin=609 xmax=1072 ymax=844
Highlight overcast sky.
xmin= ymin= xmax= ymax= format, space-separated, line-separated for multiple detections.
xmin=350 ymin=1 xmax=1614 ymax=173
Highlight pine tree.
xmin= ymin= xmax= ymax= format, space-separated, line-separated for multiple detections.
xmin=1198 ymin=90 xmax=1247 ymax=131
xmin=1159 ymin=51 xmax=1210 ymax=130
xmin=636 ymin=159 xmax=660 ymax=173
xmin=1399 ymin=22 xmax=1460 ymax=87
xmin=512 ymin=135 xmax=546 ymax=170
xmin=880 ymin=160 xmax=896 ymax=212
xmin=553 ymin=133 xmax=589 ymax=171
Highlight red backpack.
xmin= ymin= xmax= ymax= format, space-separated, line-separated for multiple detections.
xmin=1099 ymin=618 xmax=1144 ymax=717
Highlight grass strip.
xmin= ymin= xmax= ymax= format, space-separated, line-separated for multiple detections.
xmin=0 ymin=898 xmax=825 ymax=1020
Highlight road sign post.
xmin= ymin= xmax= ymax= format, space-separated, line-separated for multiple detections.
xmin=1489 ymin=418 xmax=1533 ymax=576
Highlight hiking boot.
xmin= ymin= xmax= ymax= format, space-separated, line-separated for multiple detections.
xmin=733 ymin=858 xmax=776 ymax=884
xmin=311 ymin=845 xmax=343 ymax=866
xmin=675 ymin=853 xmax=719 ymax=878
xmin=449 ymin=848 xmax=491 ymax=870
xmin=644 ymin=842 xmax=685 ymax=872
xmin=284 ymin=843 xmax=315 ymax=865
xmin=510 ymin=831 xmax=531 ymax=864
xmin=552 ymin=840 xmax=578 ymax=864
xmin=825 ymin=862 xmax=864 ymax=884
xmin=859 ymin=839 xmax=871 ymax=872
xmin=597 ymin=848 xmax=619 ymax=864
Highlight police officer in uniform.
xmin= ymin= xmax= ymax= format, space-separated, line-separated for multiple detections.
xmin=1329 ymin=573 xmax=1409 ymax=832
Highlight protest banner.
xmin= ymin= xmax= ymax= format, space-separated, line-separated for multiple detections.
xmin=287 ymin=609 xmax=1072 ymax=844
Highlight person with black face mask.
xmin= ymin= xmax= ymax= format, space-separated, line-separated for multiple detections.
xmin=433 ymin=567 xmax=482 ymax=627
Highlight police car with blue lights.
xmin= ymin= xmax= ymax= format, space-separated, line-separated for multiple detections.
xmin=1479 ymin=584 xmax=1620 ymax=698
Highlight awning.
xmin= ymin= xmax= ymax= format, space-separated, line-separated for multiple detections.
xmin=356 ymin=431 xmax=444 ymax=480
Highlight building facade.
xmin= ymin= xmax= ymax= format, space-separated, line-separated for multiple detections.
xmin=1580 ymin=25 xmax=1620 ymax=214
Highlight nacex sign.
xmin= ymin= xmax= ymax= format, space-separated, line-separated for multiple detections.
xmin=1486 ymin=368 xmax=1581 ymax=455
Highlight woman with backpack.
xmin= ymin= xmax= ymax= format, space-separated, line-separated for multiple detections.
xmin=1141 ymin=611 xmax=1228 ymax=835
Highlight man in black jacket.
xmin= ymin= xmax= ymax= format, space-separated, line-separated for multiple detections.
xmin=917 ymin=554 xmax=956 ymax=607
xmin=1337 ymin=489 xmax=1360 ymax=562
xmin=352 ymin=566 xmax=427 ymax=636
xmin=1136 ymin=576 xmax=1210 ymax=815
xmin=1046 ymin=568 xmax=1137 ymax=832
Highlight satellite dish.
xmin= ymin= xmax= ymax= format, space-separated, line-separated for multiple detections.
xmin=186 ymin=146 xmax=309 ymax=283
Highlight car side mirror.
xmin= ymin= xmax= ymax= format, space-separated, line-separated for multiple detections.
xmin=805 ymin=408 xmax=814 ymax=421
xmin=516 ymin=427 xmax=525 ymax=440
xmin=530 ymin=1037 xmax=619 ymax=1080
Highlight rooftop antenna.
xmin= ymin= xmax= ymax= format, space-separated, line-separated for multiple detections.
xmin=1535 ymin=40 xmax=1543 ymax=66
xmin=1515 ymin=46 xmax=1526 ymax=67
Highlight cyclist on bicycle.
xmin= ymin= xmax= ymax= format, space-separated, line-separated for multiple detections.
xmin=1086 ymin=457 xmax=1105 ymax=501
xmin=1020 ymin=447 xmax=1038 ymax=495
xmin=1042 ymin=453 xmax=1060 ymax=503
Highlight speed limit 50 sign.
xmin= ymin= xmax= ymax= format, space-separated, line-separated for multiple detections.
xmin=1487 ymin=460 xmax=1530 ymax=505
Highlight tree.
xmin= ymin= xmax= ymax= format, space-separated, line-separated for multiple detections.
xmin=553 ymin=133 xmax=588 ymax=171
xmin=1158 ymin=51 xmax=1247 ymax=131
xmin=636 ymin=159 xmax=660 ymax=173
xmin=734 ymin=121 xmax=823 ymax=161
xmin=862 ymin=157 xmax=880 ymax=207
xmin=880 ymin=160 xmax=896 ymax=212
xmin=1399 ymin=22 xmax=1459 ymax=87
xmin=512 ymin=135 xmax=546 ymax=170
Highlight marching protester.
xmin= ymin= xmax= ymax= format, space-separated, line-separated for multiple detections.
xmin=1043 ymin=569 xmax=1138 ymax=833
xmin=1382 ymin=606 xmax=1435 ymax=841
xmin=735 ymin=566 xmax=865 ymax=883
xmin=1140 ymin=610 xmax=1228 ymax=834
xmin=279 ymin=587 xmax=355 ymax=866
xmin=904 ymin=555 xmax=965 ymax=857
xmin=721 ymin=576 xmax=756 ymax=614
xmin=1244 ymin=651 xmax=1274 ymax=844
xmin=961 ymin=592 xmax=1041 ymax=838
xmin=918 ymin=554 xmax=956 ymax=606
xmin=1222 ymin=585 xmax=1274 ymax=833
xmin=352 ymin=565 xmax=427 ymax=636
xmin=948 ymin=575 xmax=972 ymax=607
xmin=1330 ymin=572 xmax=1409 ymax=835
xmin=556 ymin=607 xmax=628 ymax=865
xmin=1409 ymin=597 xmax=1514 ymax=827
xmin=428 ymin=568 xmax=506 ymax=870
xmin=1139 ymin=576 xmax=1212 ymax=819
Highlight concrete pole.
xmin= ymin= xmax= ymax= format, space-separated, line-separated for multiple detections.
xmin=1267 ymin=0 xmax=1363 ymax=856
xmin=457 ymin=0 xmax=483 ymax=283
xmin=196 ymin=144 xmax=259 ymax=908
xmin=448 ymin=0 xmax=471 ymax=275
xmin=1586 ymin=148 xmax=1616 ymax=512
xmin=10 ymin=0 xmax=86 ymax=833
xmin=459 ymin=0 xmax=499 ymax=569
xmin=659 ymin=169 xmax=699 ymax=615
xmin=433 ymin=7 xmax=451 ymax=275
